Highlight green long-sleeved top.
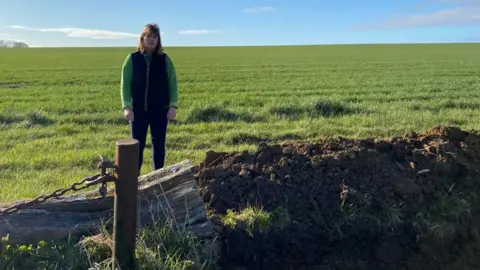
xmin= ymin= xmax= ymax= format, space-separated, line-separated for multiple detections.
xmin=120 ymin=52 xmax=178 ymax=109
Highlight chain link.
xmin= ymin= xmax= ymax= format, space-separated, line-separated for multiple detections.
xmin=0 ymin=156 xmax=118 ymax=217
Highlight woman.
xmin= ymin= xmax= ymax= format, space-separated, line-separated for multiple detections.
xmin=120 ymin=23 xmax=178 ymax=174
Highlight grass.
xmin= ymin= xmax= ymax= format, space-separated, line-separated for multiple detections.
xmin=1 ymin=43 xmax=480 ymax=267
xmin=1 ymin=219 xmax=216 ymax=269
xmin=222 ymin=206 xmax=290 ymax=237
xmin=2 ymin=43 xmax=480 ymax=202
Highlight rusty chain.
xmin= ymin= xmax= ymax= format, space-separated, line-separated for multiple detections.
xmin=0 ymin=156 xmax=117 ymax=217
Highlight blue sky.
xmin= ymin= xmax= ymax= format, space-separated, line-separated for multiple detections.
xmin=0 ymin=0 xmax=478 ymax=47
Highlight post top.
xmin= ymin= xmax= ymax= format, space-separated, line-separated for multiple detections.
xmin=116 ymin=138 xmax=139 ymax=146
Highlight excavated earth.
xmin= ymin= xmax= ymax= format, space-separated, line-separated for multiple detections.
xmin=196 ymin=126 xmax=480 ymax=270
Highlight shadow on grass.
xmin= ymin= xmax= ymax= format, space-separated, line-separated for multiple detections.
xmin=411 ymin=100 xmax=480 ymax=114
xmin=269 ymin=106 xmax=305 ymax=120
xmin=227 ymin=132 xmax=303 ymax=145
xmin=0 ymin=112 xmax=56 ymax=128
xmin=184 ymin=105 xmax=264 ymax=124
xmin=269 ymin=100 xmax=369 ymax=120
xmin=0 ymin=82 xmax=25 ymax=89
xmin=64 ymin=117 xmax=128 ymax=126
xmin=230 ymin=133 xmax=267 ymax=145
xmin=439 ymin=101 xmax=480 ymax=110
xmin=309 ymin=100 xmax=368 ymax=117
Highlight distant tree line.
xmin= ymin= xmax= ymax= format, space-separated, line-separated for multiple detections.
xmin=0 ymin=40 xmax=29 ymax=48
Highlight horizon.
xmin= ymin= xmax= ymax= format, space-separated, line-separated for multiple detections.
xmin=1 ymin=41 xmax=479 ymax=49
xmin=1 ymin=0 xmax=479 ymax=47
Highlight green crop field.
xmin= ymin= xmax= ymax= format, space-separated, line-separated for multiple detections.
xmin=1 ymin=43 xmax=480 ymax=203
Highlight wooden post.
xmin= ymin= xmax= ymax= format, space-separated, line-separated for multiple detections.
xmin=112 ymin=138 xmax=139 ymax=270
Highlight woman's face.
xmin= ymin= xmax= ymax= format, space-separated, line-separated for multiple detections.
xmin=144 ymin=33 xmax=158 ymax=50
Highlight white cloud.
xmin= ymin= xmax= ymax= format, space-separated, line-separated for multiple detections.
xmin=8 ymin=25 xmax=28 ymax=30
xmin=356 ymin=7 xmax=480 ymax=29
xmin=178 ymin=29 xmax=222 ymax=35
xmin=355 ymin=0 xmax=480 ymax=30
xmin=244 ymin=6 xmax=275 ymax=13
xmin=6 ymin=25 xmax=140 ymax=39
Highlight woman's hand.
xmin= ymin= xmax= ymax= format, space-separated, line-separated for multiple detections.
xmin=167 ymin=107 xmax=176 ymax=120
xmin=124 ymin=107 xmax=134 ymax=121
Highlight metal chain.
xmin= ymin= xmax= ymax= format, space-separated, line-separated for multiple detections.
xmin=97 ymin=155 xmax=117 ymax=198
xmin=0 ymin=156 xmax=118 ymax=217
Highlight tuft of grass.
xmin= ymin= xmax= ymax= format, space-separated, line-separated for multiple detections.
xmin=222 ymin=206 xmax=290 ymax=237
xmin=411 ymin=189 xmax=472 ymax=248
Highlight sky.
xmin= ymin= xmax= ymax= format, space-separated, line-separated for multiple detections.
xmin=0 ymin=0 xmax=479 ymax=47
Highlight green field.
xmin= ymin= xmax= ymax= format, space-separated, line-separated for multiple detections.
xmin=1 ymin=43 xmax=480 ymax=203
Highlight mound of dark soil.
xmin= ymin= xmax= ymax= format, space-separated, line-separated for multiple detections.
xmin=196 ymin=125 xmax=480 ymax=270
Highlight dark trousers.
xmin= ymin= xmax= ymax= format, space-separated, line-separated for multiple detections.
xmin=129 ymin=108 xmax=169 ymax=174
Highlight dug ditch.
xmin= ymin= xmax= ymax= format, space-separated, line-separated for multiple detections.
xmin=196 ymin=125 xmax=480 ymax=269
